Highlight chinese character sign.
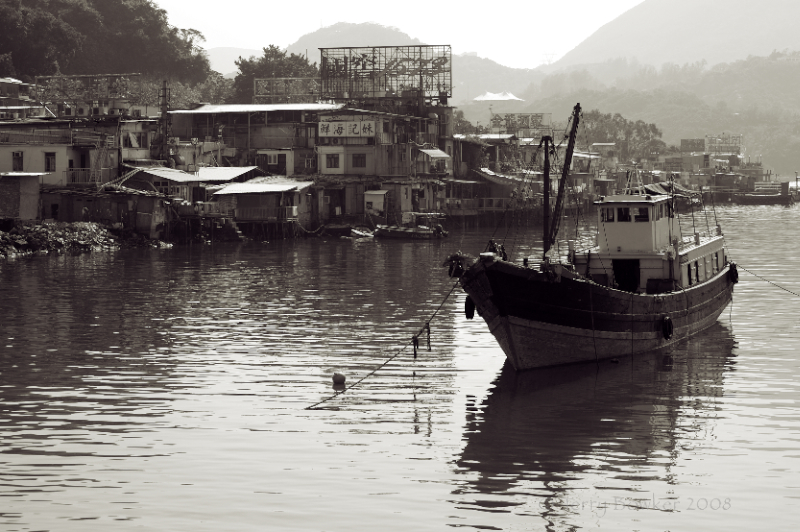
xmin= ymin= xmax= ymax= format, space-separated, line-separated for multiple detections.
xmin=319 ymin=121 xmax=376 ymax=137
xmin=490 ymin=113 xmax=551 ymax=134
xmin=320 ymin=45 xmax=451 ymax=101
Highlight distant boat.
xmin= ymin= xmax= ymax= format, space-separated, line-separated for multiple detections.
xmin=735 ymin=193 xmax=794 ymax=205
xmin=447 ymin=103 xmax=738 ymax=371
xmin=374 ymin=213 xmax=448 ymax=239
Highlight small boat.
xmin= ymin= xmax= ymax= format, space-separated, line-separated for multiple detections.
xmin=374 ymin=213 xmax=448 ymax=240
xmin=447 ymin=103 xmax=738 ymax=371
xmin=734 ymin=192 xmax=794 ymax=206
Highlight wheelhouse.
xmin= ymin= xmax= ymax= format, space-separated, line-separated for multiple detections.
xmin=572 ymin=194 xmax=727 ymax=293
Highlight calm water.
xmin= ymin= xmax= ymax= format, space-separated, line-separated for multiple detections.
xmin=1 ymin=205 xmax=799 ymax=531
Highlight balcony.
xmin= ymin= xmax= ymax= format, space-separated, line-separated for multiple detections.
xmin=444 ymin=198 xmax=478 ymax=216
xmin=0 ymin=130 xmax=115 ymax=147
xmin=64 ymin=168 xmax=119 ymax=185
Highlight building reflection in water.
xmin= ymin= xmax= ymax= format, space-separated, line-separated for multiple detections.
xmin=453 ymin=322 xmax=736 ymax=529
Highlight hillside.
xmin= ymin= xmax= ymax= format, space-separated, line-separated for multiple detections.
xmin=554 ymin=0 xmax=800 ymax=69
xmin=0 ymin=0 xmax=208 ymax=82
xmin=518 ymin=85 xmax=800 ymax=175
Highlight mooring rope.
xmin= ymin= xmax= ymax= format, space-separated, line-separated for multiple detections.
xmin=738 ymin=265 xmax=800 ymax=298
xmin=304 ymin=278 xmax=463 ymax=410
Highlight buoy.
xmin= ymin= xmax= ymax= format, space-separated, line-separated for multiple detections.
xmin=332 ymin=373 xmax=346 ymax=385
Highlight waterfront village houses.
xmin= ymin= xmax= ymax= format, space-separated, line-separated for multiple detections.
xmin=1 ymin=98 xmax=457 ymax=236
xmin=169 ymin=102 xmax=456 ymax=226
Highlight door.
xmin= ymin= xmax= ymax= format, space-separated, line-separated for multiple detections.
xmin=612 ymin=259 xmax=640 ymax=293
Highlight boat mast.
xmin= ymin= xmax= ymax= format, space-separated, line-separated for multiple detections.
xmin=542 ymin=135 xmax=551 ymax=256
xmin=546 ymin=103 xmax=582 ymax=255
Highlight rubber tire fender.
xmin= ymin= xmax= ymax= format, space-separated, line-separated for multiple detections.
xmin=662 ymin=315 xmax=674 ymax=340
xmin=465 ymin=296 xmax=475 ymax=320
xmin=728 ymin=262 xmax=739 ymax=284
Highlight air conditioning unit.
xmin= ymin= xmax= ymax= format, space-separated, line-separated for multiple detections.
xmin=331 ymin=137 xmax=340 ymax=145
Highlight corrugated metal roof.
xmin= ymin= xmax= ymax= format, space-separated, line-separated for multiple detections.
xmin=170 ymin=103 xmax=343 ymax=114
xmin=419 ymin=148 xmax=450 ymax=158
xmin=139 ymin=167 xmax=198 ymax=182
xmin=1 ymin=172 xmax=49 ymax=177
xmin=213 ymin=181 xmax=313 ymax=195
xmin=197 ymin=166 xmax=259 ymax=182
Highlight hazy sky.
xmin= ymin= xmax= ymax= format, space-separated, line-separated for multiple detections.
xmin=156 ymin=0 xmax=646 ymax=69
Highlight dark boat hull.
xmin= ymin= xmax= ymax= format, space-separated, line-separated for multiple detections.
xmin=460 ymin=256 xmax=735 ymax=370
xmin=735 ymin=193 xmax=794 ymax=205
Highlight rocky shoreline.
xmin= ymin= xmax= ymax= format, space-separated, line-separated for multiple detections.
xmin=0 ymin=221 xmax=171 ymax=260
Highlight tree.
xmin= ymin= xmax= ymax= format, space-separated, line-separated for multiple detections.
xmin=197 ymin=72 xmax=234 ymax=104
xmin=232 ymin=46 xmax=319 ymax=104
xmin=0 ymin=0 xmax=209 ymax=82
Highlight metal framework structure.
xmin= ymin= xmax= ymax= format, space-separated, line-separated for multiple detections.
xmin=706 ymin=134 xmax=743 ymax=154
xmin=320 ymin=45 xmax=451 ymax=102
xmin=253 ymin=78 xmax=321 ymax=104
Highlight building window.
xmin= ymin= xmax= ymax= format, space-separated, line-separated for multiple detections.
xmin=45 ymin=152 xmax=56 ymax=172
xmin=267 ymin=153 xmax=278 ymax=165
xmin=326 ymin=154 xmax=339 ymax=168
xmin=12 ymin=151 xmax=23 ymax=171
xmin=353 ymin=153 xmax=366 ymax=167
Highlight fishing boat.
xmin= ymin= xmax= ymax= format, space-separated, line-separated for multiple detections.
xmin=374 ymin=212 xmax=448 ymax=239
xmin=448 ymin=103 xmax=738 ymax=370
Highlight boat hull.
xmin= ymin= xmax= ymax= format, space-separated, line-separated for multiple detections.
xmin=735 ymin=193 xmax=794 ymax=205
xmin=460 ymin=256 xmax=735 ymax=370
xmin=374 ymin=225 xmax=445 ymax=239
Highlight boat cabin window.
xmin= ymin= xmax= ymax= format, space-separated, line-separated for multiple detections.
xmin=694 ymin=262 xmax=700 ymax=283
xmin=634 ymin=206 xmax=650 ymax=222
xmin=617 ymin=207 xmax=631 ymax=222
xmin=687 ymin=264 xmax=693 ymax=285
xmin=601 ymin=208 xmax=615 ymax=222
xmin=715 ymin=252 xmax=720 ymax=272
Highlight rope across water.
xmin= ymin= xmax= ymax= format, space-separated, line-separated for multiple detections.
xmin=304 ymin=278 xmax=463 ymax=410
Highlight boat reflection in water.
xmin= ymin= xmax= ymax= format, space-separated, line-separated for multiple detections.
xmin=453 ymin=323 xmax=736 ymax=530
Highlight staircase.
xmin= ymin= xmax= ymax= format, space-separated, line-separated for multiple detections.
xmin=98 ymin=168 xmax=141 ymax=191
